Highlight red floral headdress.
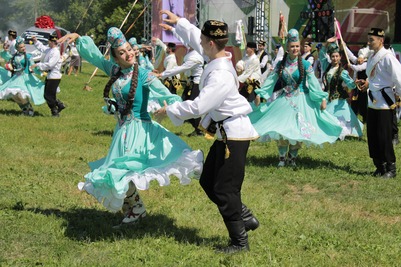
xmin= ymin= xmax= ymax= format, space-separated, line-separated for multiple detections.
xmin=34 ymin=16 xmax=55 ymax=29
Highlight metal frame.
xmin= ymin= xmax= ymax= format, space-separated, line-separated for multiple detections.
xmin=255 ymin=0 xmax=271 ymax=53
xmin=143 ymin=0 xmax=152 ymax=41
xmin=144 ymin=0 xmax=201 ymax=40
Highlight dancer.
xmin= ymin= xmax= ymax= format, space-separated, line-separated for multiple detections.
xmin=319 ymin=39 xmax=363 ymax=138
xmin=155 ymin=23 xmax=205 ymax=136
xmin=344 ymin=43 xmax=370 ymax=124
xmin=156 ymin=10 xmax=260 ymax=254
xmin=31 ymin=34 xmax=65 ymax=117
xmin=251 ymin=29 xmax=342 ymax=167
xmin=58 ymin=27 xmax=203 ymax=226
xmin=358 ymin=28 xmax=401 ymax=178
xmin=0 ymin=36 xmax=45 ymax=116
xmin=237 ymin=42 xmax=262 ymax=102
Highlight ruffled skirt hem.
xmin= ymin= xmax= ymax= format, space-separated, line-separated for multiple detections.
xmin=78 ymin=149 xmax=203 ymax=212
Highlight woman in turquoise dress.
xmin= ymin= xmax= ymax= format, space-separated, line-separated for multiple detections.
xmin=59 ymin=28 xmax=203 ymax=226
xmin=319 ymin=39 xmax=364 ymax=138
xmin=250 ymin=29 xmax=342 ymax=167
xmin=0 ymin=37 xmax=45 ymax=116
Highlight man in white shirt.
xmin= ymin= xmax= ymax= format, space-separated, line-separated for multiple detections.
xmin=4 ymin=30 xmax=17 ymax=55
xmin=359 ymin=28 xmax=401 ymax=178
xmin=156 ymin=10 xmax=260 ymax=254
xmin=302 ymin=41 xmax=314 ymax=65
xmin=154 ymin=38 xmax=180 ymax=94
xmin=32 ymin=34 xmax=65 ymax=117
xmin=237 ymin=42 xmax=262 ymax=102
xmin=256 ymin=40 xmax=269 ymax=74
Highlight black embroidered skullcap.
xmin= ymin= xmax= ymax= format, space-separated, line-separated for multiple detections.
xmin=48 ymin=33 xmax=58 ymax=42
xmin=201 ymin=20 xmax=228 ymax=39
xmin=304 ymin=41 xmax=312 ymax=47
xmin=258 ymin=40 xmax=266 ymax=46
xmin=8 ymin=30 xmax=17 ymax=37
xmin=368 ymin=28 xmax=385 ymax=37
xmin=247 ymin=42 xmax=257 ymax=49
xmin=167 ymin=42 xmax=176 ymax=49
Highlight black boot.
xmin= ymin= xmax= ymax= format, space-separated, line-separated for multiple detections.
xmin=56 ymin=100 xmax=65 ymax=113
xmin=242 ymin=204 xmax=259 ymax=232
xmin=382 ymin=162 xmax=396 ymax=179
xmin=372 ymin=159 xmax=386 ymax=177
xmin=216 ymin=220 xmax=249 ymax=254
xmin=51 ymin=107 xmax=59 ymax=117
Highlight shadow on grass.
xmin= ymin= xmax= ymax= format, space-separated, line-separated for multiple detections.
xmin=92 ymin=130 xmax=114 ymax=136
xmin=0 ymin=109 xmax=45 ymax=117
xmin=22 ymin=206 xmax=219 ymax=246
xmin=247 ymin=154 xmax=372 ymax=176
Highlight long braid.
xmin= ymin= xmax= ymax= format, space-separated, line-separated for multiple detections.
xmin=297 ymin=53 xmax=304 ymax=88
xmin=278 ymin=51 xmax=288 ymax=79
xmin=103 ymin=69 xmax=122 ymax=99
xmin=120 ymin=63 xmax=139 ymax=116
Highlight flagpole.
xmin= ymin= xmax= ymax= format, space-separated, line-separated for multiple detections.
xmin=334 ymin=17 xmax=350 ymax=65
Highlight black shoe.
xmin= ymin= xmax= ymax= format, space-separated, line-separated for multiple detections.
xmin=372 ymin=159 xmax=386 ymax=177
xmin=242 ymin=204 xmax=259 ymax=232
xmin=56 ymin=100 xmax=66 ymax=113
xmin=381 ymin=163 xmax=396 ymax=179
xmin=244 ymin=217 xmax=259 ymax=232
xmin=51 ymin=108 xmax=59 ymax=117
xmin=187 ymin=130 xmax=203 ymax=137
xmin=216 ymin=220 xmax=249 ymax=254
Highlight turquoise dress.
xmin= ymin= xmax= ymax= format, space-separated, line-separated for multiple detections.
xmin=319 ymin=47 xmax=364 ymax=138
xmin=75 ymin=36 xmax=203 ymax=212
xmin=249 ymin=56 xmax=342 ymax=146
xmin=0 ymin=66 xmax=11 ymax=85
xmin=0 ymin=50 xmax=45 ymax=105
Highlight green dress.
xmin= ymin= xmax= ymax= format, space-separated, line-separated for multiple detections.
xmin=249 ymin=56 xmax=342 ymax=146
xmin=0 ymin=50 xmax=45 ymax=105
xmin=76 ymin=36 xmax=203 ymax=212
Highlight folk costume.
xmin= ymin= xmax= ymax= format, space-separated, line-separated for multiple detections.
xmin=257 ymin=40 xmax=269 ymax=74
xmin=154 ymin=38 xmax=181 ymax=94
xmin=302 ymin=41 xmax=315 ymax=65
xmin=249 ymin=29 xmax=342 ymax=167
xmin=165 ymin=18 xmax=259 ymax=254
xmin=345 ymin=45 xmax=370 ymax=123
xmin=34 ymin=34 xmax=65 ymax=117
xmin=0 ymin=36 xmax=45 ymax=116
xmin=128 ymin=37 xmax=154 ymax=71
xmin=319 ymin=42 xmax=363 ymax=138
xmin=75 ymin=27 xmax=203 ymax=224
xmin=237 ymin=42 xmax=262 ymax=102
xmin=366 ymin=28 xmax=401 ymax=178
xmin=6 ymin=30 xmax=17 ymax=56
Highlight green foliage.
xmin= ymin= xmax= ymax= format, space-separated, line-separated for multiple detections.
xmin=0 ymin=63 xmax=401 ymax=266
xmin=0 ymin=0 xmax=145 ymax=45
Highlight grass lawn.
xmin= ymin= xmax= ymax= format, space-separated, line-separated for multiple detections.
xmin=0 ymin=63 xmax=400 ymax=266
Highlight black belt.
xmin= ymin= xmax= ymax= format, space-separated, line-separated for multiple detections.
xmin=368 ymin=87 xmax=396 ymax=109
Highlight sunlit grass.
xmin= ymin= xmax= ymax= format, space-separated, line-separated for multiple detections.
xmin=0 ymin=63 xmax=400 ymax=266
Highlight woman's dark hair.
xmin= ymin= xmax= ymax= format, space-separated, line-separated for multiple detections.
xmin=277 ymin=51 xmax=304 ymax=88
xmin=104 ymin=49 xmax=139 ymax=117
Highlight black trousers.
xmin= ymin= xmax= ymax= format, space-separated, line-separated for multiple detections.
xmin=367 ymin=108 xmax=396 ymax=163
xmin=350 ymin=90 xmax=368 ymax=123
xmin=44 ymin=78 xmax=61 ymax=109
xmin=199 ymin=140 xmax=250 ymax=222
xmin=182 ymin=82 xmax=201 ymax=130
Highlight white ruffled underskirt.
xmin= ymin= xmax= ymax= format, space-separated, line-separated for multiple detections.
xmin=78 ymin=149 xmax=203 ymax=212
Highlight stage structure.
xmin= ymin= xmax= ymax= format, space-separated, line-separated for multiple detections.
xmin=144 ymin=0 xmax=276 ymax=54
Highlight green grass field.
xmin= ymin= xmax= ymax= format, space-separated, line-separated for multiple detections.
xmin=0 ymin=63 xmax=400 ymax=266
